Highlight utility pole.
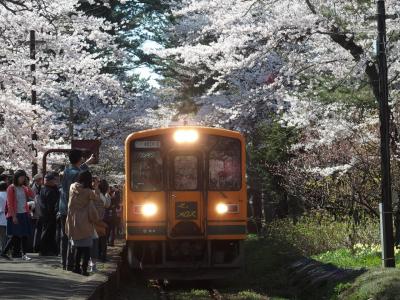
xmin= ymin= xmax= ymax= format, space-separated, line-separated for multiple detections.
xmin=30 ymin=30 xmax=38 ymax=177
xmin=69 ymin=97 xmax=74 ymax=142
xmin=376 ymin=0 xmax=395 ymax=268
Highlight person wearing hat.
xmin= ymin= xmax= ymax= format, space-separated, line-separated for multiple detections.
xmin=1 ymin=169 xmax=35 ymax=260
xmin=30 ymin=173 xmax=43 ymax=253
xmin=38 ymin=172 xmax=60 ymax=256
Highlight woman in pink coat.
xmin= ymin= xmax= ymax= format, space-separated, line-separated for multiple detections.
xmin=1 ymin=170 xmax=34 ymax=261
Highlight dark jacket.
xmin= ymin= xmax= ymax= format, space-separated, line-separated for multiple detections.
xmin=39 ymin=185 xmax=60 ymax=219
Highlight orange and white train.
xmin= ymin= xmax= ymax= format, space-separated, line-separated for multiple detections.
xmin=124 ymin=127 xmax=247 ymax=279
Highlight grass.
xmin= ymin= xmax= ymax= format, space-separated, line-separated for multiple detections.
xmin=169 ymin=289 xmax=210 ymax=300
xmin=337 ymin=268 xmax=400 ymax=300
xmin=313 ymin=244 xmax=400 ymax=269
xmin=312 ymin=244 xmax=400 ymax=299
xmin=264 ymin=216 xmax=400 ymax=299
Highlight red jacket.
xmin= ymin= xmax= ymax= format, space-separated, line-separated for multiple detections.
xmin=6 ymin=184 xmax=34 ymax=218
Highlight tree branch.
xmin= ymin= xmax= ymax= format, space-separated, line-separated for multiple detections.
xmin=0 ymin=0 xmax=29 ymax=13
xmin=305 ymin=1 xmax=380 ymax=100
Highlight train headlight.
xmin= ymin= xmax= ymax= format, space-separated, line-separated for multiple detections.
xmin=215 ymin=203 xmax=239 ymax=214
xmin=135 ymin=203 xmax=158 ymax=217
xmin=216 ymin=203 xmax=228 ymax=214
xmin=173 ymin=129 xmax=199 ymax=143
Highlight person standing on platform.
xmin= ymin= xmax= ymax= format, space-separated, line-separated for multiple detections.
xmin=30 ymin=174 xmax=43 ymax=252
xmin=90 ymin=177 xmax=108 ymax=271
xmin=66 ymin=170 xmax=99 ymax=276
xmin=0 ymin=181 xmax=7 ymax=252
xmin=1 ymin=170 xmax=34 ymax=261
xmin=98 ymin=179 xmax=111 ymax=262
xmin=59 ymin=150 xmax=95 ymax=270
xmin=39 ymin=172 xmax=60 ymax=256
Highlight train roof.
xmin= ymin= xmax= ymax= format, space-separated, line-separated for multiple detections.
xmin=125 ymin=126 xmax=244 ymax=143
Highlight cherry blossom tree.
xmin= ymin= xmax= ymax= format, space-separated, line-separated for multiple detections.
xmin=0 ymin=0 xmax=124 ymax=172
xmin=0 ymin=92 xmax=54 ymax=170
xmin=157 ymin=0 xmax=400 ymax=217
xmin=159 ymin=0 xmax=400 ymax=166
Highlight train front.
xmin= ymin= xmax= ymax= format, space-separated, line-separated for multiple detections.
xmin=124 ymin=127 xmax=247 ymax=279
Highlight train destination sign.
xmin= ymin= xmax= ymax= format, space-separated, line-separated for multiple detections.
xmin=175 ymin=202 xmax=198 ymax=220
xmin=135 ymin=140 xmax=161 ymax=149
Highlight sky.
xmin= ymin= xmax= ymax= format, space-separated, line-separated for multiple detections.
xmin=132 ymin=40 xmax=163 ymax=88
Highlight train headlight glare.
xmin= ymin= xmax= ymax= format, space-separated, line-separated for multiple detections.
xmin=141 ymin=203 xmax=158 ymax=217
xmin=173 ymin=129 xmax=199 ymax=143
xmin=216 ymin=203 xmax=228 ymax=214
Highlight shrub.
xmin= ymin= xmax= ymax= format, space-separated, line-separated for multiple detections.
xmin=265 ymin=212 xmax=380 ymax=255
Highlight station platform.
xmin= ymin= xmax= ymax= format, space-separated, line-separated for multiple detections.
xmin=0 ymin=241 xmax=125 ymax=300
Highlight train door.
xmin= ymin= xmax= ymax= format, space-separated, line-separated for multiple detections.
xmin=167 ymin=151 xmax=204 ymax=238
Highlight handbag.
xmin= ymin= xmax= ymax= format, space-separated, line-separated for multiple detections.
xmin=95 ymin=220 xmax=108 ymax=237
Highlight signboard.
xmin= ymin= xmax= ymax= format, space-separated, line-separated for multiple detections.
xmin=175 ymin=202 xmax=198 ymax=220
xmin=135 ymin=140 xmax=161 ymax=149
xmin=72 ymin=140 xmax=101 ymax=164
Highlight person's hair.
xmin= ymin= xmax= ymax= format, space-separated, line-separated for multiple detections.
xmin=69 ymin=149 xmax=83 ymax=165
xmin=77 ymin=170 xmax=93 ymax=189
xmin=45 ymin=171 xmax=59 ymax=182
xmin=0 ymin=181 xmax=7 ymax=191
xmin=99 ymin=179 xmax=109 ymax=195
xmin=13 ymin=169 xmax=27 ymax=186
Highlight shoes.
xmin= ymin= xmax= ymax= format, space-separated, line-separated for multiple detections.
xmin=82 ymin=270 xmax=90 ymax=276
xmin=22 ymin=254 xmax=32 ymax=261
xmin=0 ymin=253 xmax=11 ymax=260
xmin=89 ymin=264 xmax=98 ymax=272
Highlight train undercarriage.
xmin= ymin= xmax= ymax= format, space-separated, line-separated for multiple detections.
xmin=126 ymin=239 xmax=244 ymax=280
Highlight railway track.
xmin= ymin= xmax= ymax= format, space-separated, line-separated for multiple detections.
xmin=149 ymin=279 xmax=170 ymax=300
xmin=208 ymin=288 xmax=224 ymax=300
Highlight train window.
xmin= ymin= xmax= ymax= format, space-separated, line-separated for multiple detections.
xmin=131 ymin=150 xmax=163 ymax=191
xmin=174 ymin=155 xmax=198 ymax=190
xmin=209 ymin=137 xmax=241 ymax=190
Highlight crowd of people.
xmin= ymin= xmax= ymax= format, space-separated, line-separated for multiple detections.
xmin=0 ymin=149 xmax=123 ymax=276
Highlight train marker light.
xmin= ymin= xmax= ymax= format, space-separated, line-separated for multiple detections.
xmin=173 ymin=129 xmax=199 ymax=143
xmin=135 ymin=203 xmax=158 ymax=217
xmin=216 ymin=203 xmax=228 ymax=214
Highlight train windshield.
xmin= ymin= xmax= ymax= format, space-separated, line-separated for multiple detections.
xmin=173 ymin=155 xmax=199 ymax=190
xmin=208 ymin=136 xmax=241 ymax=190
xmin=131 ymin=150 xmax=163 ymax=191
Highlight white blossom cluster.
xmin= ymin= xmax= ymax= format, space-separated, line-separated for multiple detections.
xmin=159 ymin=0 xmax=400 ymax=177
xmin=0 ymin=0 xmax=125 ymax=172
